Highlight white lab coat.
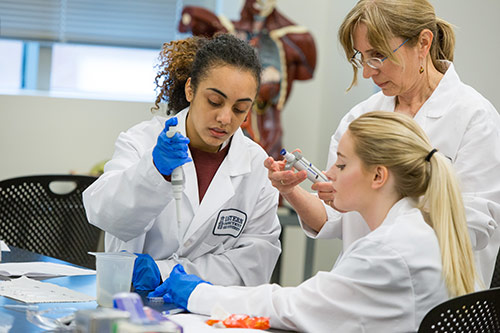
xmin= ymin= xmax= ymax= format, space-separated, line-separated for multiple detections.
xmin=300 ymin=62 xmax=500 ymax=287
xmin=188 ymin=198 xmax=448 ymax=332
xmin=83 ymin=108 xmax=281 ymax=286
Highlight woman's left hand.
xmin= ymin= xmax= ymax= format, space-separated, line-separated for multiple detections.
xmin=148 ymin=264 xmax=211 ymax=309
xmin=132 ymin=253 xmax=161 ymax=291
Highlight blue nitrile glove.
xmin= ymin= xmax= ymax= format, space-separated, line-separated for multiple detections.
xmin=147 ymin=264 xmax=211 ymax=310
xmin=152 ymin=117 xmax=192 ymax=176
xmin=132 ymin=253 xmax=162 ymax=291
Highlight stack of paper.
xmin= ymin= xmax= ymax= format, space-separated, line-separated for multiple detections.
xmin=0 ymin=276 xmax=95 ymax=303
xmin=0 ymin=262 xmax=95 ymax=280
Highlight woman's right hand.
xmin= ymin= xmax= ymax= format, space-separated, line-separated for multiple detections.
xmin=264 ymin=156 xmax=307 ymax=195
xmin=153 ymin=117 xmax=192 ymax=176
xmin=265 ymin=156 xmax=331 ymax=232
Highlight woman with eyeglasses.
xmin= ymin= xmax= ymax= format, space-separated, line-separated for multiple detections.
xmin=266 ymin=0 xmax=500 ymax=289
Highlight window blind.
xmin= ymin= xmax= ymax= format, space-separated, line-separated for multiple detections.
xmin=0 ymin=0 xmax=217 ymax=49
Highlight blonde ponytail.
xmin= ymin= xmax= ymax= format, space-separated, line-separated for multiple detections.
xmin=349 ymin=111 xmax=476 ymax=297
xmin=421 ymin=152 xmax=475 ymax=296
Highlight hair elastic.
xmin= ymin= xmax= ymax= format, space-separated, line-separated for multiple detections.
xmin=425 ymin=148 xmax=438 ymax=162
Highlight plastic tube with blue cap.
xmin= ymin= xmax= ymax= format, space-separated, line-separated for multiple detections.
xmin=281 ymin=148 xmax=329 ymax=183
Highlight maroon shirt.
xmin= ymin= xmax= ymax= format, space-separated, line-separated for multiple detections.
xmin=189 ymin=143 xmax=230 ymax=202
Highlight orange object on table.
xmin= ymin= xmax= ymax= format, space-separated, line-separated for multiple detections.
xmin=206 ymin=314 xmax=270 ymax=329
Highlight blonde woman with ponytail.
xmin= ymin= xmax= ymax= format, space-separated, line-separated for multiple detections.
xmin=347 ymin=111 xmax=476 ymax=298
xmin=148 ymin=111 xmax=474 ymax=332
xmin=265 ymin=0 xmax=500 ymax=288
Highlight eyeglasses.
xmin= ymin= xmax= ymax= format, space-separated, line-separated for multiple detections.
xmin=350 ymin=38 xmax=409 ymax=70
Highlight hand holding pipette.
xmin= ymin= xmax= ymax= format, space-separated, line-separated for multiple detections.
xmin=152 ymin=117 xmax=191 ymax=223
xmin=280 ymin=148 xmax=328 ymax=183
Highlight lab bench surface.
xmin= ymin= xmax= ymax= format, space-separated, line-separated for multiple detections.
xmin=0 ymin=246 xmax=296 ymax=332
xmin=0 ymin=247 xmax=183 ymax=332
xmin=0 ymin=246 xmax=98 ymax=332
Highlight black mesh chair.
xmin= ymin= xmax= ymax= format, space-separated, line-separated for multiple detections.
xmin=0 ymin=175 xmax=101 ymax=269
xmin=418 ymin=287 xmax=500 ymax=332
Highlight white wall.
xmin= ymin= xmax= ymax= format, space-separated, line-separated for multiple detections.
xmin=0 ymin=92 xmax=153 ymax=179
xmin=1 ymin=0 xmax=499 ymax=285
xmin=431 ymin=0 xmax=500 ymax=106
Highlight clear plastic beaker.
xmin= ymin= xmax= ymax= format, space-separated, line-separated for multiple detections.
xmin=90 ymin=252 xmax=137 ymax=307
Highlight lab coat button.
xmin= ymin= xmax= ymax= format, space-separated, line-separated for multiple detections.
xmin=184 ymin=239 xmax=193 ymax=247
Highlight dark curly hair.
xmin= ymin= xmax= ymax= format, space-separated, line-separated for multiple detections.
xmin=152 ymin=33 xmax=262 ymax=114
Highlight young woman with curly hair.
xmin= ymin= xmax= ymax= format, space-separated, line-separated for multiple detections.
xmin=84 ymin=34 xmax=281 ymax=291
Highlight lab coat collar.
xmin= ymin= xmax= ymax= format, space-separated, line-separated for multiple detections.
xmin=154 ymin=108 xmax=190 ymax=137
xmin=379 ymin=197 xmax=419 ymax=228
xmin=175 ymin=108 xmax=190 ymax=136
xmin=418 ymin=61 xmax=459 ymax=119
xmin=224 ymin=128 xmax=253 ymax=177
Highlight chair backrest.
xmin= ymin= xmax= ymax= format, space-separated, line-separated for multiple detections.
xmin=0 ymin=175 xmax=101 ymax=269
xmin=491 ymin=248 xmax=500 ymax=288
xmin=418 ymin=287 xmax=500 ymax=333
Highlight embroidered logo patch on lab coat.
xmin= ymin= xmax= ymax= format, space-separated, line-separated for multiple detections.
xmin=213 ymin=209 xmax=247 ymax=238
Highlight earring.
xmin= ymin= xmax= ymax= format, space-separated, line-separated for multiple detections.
xmin=419 ymin=66 xmax=424 ymax=74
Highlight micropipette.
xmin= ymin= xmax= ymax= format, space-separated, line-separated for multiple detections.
xmin=166 ymin=122 xmax=185 ymax=224
xmin=281 ymin=148 xmax=329 ymax=183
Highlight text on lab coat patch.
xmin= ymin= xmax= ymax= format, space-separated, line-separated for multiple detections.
xmin=213 ymin=209 xmax=247 ymax=238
